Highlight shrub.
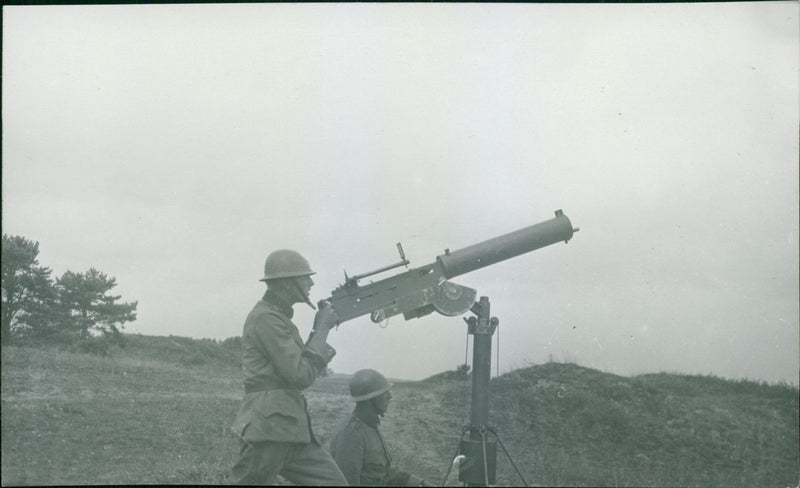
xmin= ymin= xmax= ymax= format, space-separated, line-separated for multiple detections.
xmin=71 ymin=335 xmax=113 ymax=356
xmin=221 ymin=336 xmax=242 ymax=354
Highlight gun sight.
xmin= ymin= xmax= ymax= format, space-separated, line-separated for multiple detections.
xmin=344 ymin=242 xmax=410 ymax=286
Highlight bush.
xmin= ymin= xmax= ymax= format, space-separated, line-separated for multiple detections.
xmin=221 ymin=336 xmax=241 ymax=354
xmin=71 ymin=335 xmax=114 ymax=356
xmin=14 ymin=328 xmax=79 ymax=347
xmin=179 ymin=350 xmax=209 ymax=366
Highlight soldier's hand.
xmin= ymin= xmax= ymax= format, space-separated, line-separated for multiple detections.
xmin=313 ymin=302 xmax=339 ymax=332
xmin=407 ymin=474 xmax=436 ymax=487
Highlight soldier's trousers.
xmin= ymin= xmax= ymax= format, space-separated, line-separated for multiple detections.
xmin=231 ymin=439 xmax=348 ymax=486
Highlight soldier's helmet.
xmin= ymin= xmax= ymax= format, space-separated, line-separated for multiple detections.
xmin=349 ymin=369 xmax=393 ymax=402
xmin=260 ymin=250 xmax=316 ymax=281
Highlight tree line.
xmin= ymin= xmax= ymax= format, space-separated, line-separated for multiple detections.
xmin=1 ymin=234 xmax=138 ymax=348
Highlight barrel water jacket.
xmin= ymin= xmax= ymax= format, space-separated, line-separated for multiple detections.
xmin=231 ymin=290 xmax=335 ymax=444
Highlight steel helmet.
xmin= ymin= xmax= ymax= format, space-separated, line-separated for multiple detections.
xmin=260 ymin=250 xmax=316 ymax=281
xmin=349 ymin=369 xmax=393 ymax=402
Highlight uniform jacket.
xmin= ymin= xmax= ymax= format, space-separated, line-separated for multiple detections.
xmin=329 ymin=405 xmax=416 ymax=486
xmin=232 ymin=290 xmax=335 ymax=444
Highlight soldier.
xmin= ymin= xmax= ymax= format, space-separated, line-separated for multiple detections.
xmin=230 ymin=250 xmax=348 ymax=486
xmin=329 ymin=369 xmax=434 ymax=487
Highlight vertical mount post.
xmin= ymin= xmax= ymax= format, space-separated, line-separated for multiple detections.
xmin=459 ymin=296 xmax=499 ymax=486
xmin=442 ymin=296 xmax=529 ymax=487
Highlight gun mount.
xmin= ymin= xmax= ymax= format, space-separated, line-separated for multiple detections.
xmin=318 ymin=209 xmax=578 ymax=486
xmin=318 ymin=209 xmax=578 ymax=325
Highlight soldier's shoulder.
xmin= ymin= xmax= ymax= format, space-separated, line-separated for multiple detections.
xmin=244 ymin=304 xmax=292 ymax=337
xmin=246 ymin=300 xmax=288 ymax=322
xmin=341 ymin=420 xmax=370 ymax=447
xmin=348 ymin=415 xmax=377 ymax=436
xmin=333 ymin=414 xmax=365 ymax=435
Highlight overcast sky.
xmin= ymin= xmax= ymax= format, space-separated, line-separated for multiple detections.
xmin=3 ymin=3 xmax=798 ymax=385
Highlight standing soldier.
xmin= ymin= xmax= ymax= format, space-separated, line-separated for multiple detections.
xmin=329 ymin=369 xmax=434 ymax=486
xmin=231 ymin=250 xmax=348 ymax=485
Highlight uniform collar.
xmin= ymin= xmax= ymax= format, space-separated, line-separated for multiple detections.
xmin=263 ymin=289 xmax=294 ymax=319
xmin=354 ymin=401 xmax=381 ymax=428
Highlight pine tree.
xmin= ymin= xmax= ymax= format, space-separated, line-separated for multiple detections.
xmin=55 ymin=268 xmax=138 ymax=340
xmin=1 ymin=235 xmax=56 ymax=344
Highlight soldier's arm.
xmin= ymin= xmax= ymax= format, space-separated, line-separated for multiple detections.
xmin=305 ymin=302 xmax=338 ymax=366
xmin=253 ymin=312 xmax=320 ymax=388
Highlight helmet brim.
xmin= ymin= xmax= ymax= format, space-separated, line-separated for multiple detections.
xmin=351 ymin=382 xmax=393 ymax=402
xmin=259 ymin=271 xmax=317 ymax=282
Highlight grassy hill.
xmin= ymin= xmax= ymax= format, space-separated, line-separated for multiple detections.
xmin=1 ymin=334 xmax=797 ymax=487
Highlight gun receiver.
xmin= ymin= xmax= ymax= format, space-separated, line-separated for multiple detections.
xmin=318 ymin=210 xmax=578 ymax=325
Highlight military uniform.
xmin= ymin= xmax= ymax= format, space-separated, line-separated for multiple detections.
xmin=230 ymin=290 xmax=347 ymax=485
xmin=329 ymin=403 xmax=425 ymax=486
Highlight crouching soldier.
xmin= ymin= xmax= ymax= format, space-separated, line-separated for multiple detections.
xmin=329 ymin=369 xmax=435 ymax=486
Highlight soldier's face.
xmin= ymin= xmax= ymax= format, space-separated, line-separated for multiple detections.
xmin=295 ymin=275 xmax=314 ymax=294
xmin=372 ymin=390 xmax=392 ymax=415
xmin=280 ymin=275 xmax=314 ymax=305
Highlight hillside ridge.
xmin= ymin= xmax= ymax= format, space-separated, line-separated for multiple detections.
xmin=3 ymin=334 xmax=797 ymax=486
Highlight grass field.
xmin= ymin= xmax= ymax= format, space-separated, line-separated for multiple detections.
xmin=2 ymin=335 xmax=798 ymax=487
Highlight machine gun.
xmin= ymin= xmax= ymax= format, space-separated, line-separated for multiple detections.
xmin=317 ymin=209 xmax=578 ymax=326
xmin=318 ymin=209 xmax=578 ymax=486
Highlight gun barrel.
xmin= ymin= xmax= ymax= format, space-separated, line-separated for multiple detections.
xmin=436 ymin=210 xmax=576 ymax=279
